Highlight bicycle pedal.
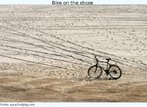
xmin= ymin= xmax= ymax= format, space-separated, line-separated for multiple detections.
xmin=107 ymin=76 xmax=113 ymax=80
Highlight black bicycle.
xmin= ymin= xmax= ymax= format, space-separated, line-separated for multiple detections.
xmin=88 ymin=56 xmax=122 ymax=79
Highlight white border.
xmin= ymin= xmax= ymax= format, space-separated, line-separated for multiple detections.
xmin=0 ymin=0 xmax=146 ymax=4
xmin=1 ymin=103 xmax=147 ymax=107
xmin=0 ymin=0 xmax=147 ymax=107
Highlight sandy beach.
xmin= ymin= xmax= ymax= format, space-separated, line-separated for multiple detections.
xmin=0 ymin=5 xmax=147 ymax=102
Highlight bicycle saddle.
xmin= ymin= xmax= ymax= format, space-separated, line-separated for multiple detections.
xmin=106 ymin=58 xmax=111 ymax=61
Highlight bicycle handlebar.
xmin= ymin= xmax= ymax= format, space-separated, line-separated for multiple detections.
xmin=94 ymin=55 xmax=99 ymax=63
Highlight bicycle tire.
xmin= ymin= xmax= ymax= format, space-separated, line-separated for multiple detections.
xmin=88 ymin=65 xmax=102 ymax=79
xmin=109 ymin=65 xmax=122 ymax=79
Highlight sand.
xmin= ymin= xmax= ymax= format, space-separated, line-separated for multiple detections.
xmin=0 ymin=5 xmax=147 ymax=102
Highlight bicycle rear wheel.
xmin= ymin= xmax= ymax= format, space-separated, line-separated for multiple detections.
xmin=88 ymin=65 xmax=102 ymax=79
xmin=109 ymin=65 xmax=122 ymax=79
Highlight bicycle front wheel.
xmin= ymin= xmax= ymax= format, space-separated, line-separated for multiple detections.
xmin=88 ymin=65 xmax=102 ymax=79
xmin=109 ymin=65 xmax=122 ymax=79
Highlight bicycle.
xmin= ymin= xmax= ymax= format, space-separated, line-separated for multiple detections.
xmin=88 ymin=55 xmax=122 ymax=80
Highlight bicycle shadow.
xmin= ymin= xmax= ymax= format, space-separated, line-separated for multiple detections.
xmin=80 ymin=76 xmax=116 ymax=81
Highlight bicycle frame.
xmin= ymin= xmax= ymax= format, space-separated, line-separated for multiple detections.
xmin=95 ymin=57 xmax=111 ymax=73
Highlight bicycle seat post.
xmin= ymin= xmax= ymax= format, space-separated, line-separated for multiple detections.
xmin=106 ymin=58 xmax=111 ymax=69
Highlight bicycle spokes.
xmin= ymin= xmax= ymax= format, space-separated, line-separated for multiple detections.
xmin=109 ymin=65 xmax=122 ymax=79
xmin=88 ymin=66 xmax=102 ymax=79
